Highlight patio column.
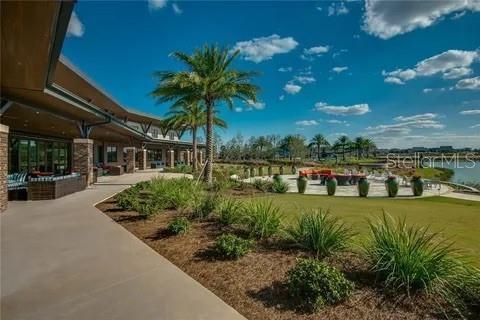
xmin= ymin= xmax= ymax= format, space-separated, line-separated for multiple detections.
xmin=0 ymin=124 xmax=8 ymax=213
xmin=138 ymin=148 xmax=147 ymax=170
xmin=179 ymin=150 xmax=185 ymax=163
xmin=162 ymin=148 xmax=166 ymax=166
xmin=186 ymin=150 xmax=191 ymax=165
xmin=167 ymin=149 xmax=175 ymax=168
xmin=73 ymin=138 xmax=94 ymax=186
xmin=198 ymin=150 xmax=203 ymax=165
xmin=125 ymin=147 xmax=135 ymax=173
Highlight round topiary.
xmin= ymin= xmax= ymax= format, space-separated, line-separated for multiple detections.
xmin=167 ymin=217 xmax=190 ymax=235
xmin=215 ymin=233 xmax=253 ymax=259
xmin=287 ymin=258 xmax=353 ymax=311
xmin=297 ymin=176 xmax=308 ymax=194
xmin=358 ymin=177 xmax=370 ymax=197
xmin=411 ymin=176 xmax=424 ymax=196
xmin=326 ymin=176 xmax=337 ymax=196
xmin=273 ymin=174 xmax=282 ymax=183
xmin=385 ymin=176 xmax=399 ymax=197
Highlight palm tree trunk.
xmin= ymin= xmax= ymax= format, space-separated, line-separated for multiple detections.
xmin=204 ymin=100 xmax=214 ymax=183
xmin=192 ymin=127 xmax=198 ymax=171
xmin=342 ymin=145 xmax=346 ymax=161
xmin=317 ymin=145 xmax=321 ymax=160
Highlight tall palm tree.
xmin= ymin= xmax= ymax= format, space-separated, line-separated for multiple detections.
xmin=354 ymin=136 xmax=365 ymax=159
xmin=363 ymin=138 xmax=376 ymax=158
xmin=335 ymin=135 xmax=351 ymax=161
xmin=151 ymin=45 xmax=259 ymax=183
xmin=309 ymin=134 xmax=330 ymax=160
xmin=163 ymin=101 xmax=226 ymax=171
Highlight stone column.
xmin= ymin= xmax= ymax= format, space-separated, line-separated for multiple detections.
xmin=186 ymin=150 xmax=191 ymax=165
xmin=179 ymin=150 xmax=185 ymax=164
xmin=0 ymin=124 xmax=9 ymax=213
xmin=168 ymin=149 xmax=175 ymax=168
xmin=138 ymin=149 xmax=147 ymax=170
xmin=198 ymin=150 xmax=204 ymax=165
xmin=161 ymin=148 xmax=167 ymax=166
xmin=73 ymin=138 xmax=94 ymax=186
xmin=125 ymin=147 xmax=136 ymax=173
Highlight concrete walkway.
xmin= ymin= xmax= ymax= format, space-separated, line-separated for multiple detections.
xmin=441 ymin=191 xmax=480 ymax=202
xmin=1 ymin=171 xmax=245 ymax=320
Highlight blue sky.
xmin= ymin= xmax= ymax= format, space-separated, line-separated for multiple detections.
xmin=63 ymin=0 xmax=480 ymax=148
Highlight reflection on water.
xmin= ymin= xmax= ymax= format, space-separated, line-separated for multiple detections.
xmin=430 ymin=161 xmax=480 ymax=183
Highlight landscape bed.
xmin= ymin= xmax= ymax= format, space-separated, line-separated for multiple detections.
xmin=96 ymin=178 xmax=480 ymax=320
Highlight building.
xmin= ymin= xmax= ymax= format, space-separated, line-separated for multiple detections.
xmin=1 ymin=1 xmax=203 ymax=211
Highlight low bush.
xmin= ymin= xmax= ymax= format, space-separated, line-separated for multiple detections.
xmin=287 ymin=209 xmax=353 ymax=258
xmin=252 ymin=179 xmax=273 ymax=193
xmin=167 ymin=217 xmax=190 ymax=235
xmin=215 ymin=233 xmax=253 ymax=259
xmin=243 ymin=200 xmax=282 ymax=239
xmin=272 ymin=180 xmax=289 ymax=193
xmin=364 ymin=213 xmax=480 ymax=315
xmin=287 ymin=258 xmax=354 ymax=311
xmin=191 ymin=192 xmax=219 ymax=219
xmin=116 ymin=189 xmax=139 ymax=211
xmin=217 ymin=197 xmax=244 ymax=226
xmin=135 ymin=200 xmax=159 ymax=219
xmin=149 ymin=177 xmax=203 ymax=210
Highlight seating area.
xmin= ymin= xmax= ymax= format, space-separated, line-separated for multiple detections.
xmin=7 ymin=173 xmax=28 ymax=191
xmin=298 ymin=169 xmax=366 ymax=186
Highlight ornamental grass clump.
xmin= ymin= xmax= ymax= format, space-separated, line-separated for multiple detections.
xmin=287 ymin=209 xmax=353 ymax=258
xmin=272 ymin=180 xmax=289 ymax=193
xmin=364 ymin=213 xmax=480 ymax=316
xmin=215 ymin=233 xmax=253 ymax=259
xmin=167 ymin=216 xmax=190 ymax=235
xmin=217 ymin=197 xmax=244 ymax=226
xmin=287 ymin=258 xmax=354 ymax=311
xmin=191 ymin=192 xmax=219 ymax=219
xmin=243 ymin=200 xmax=283 ymax=239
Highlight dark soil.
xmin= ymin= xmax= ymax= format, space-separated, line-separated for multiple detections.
xmin=97 ymin=197 xmax=445 ymax=320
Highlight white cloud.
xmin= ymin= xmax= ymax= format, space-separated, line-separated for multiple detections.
xmin=301 ymin=45 xmax=330 ymax=60
xmin=278 ymin=67 xmax=293 ymax=72
xmin=246 ymin=100 xmax=266 ymax=110
xmin=470 ymin=124 xmax=480 ymax=128
xmin=326 ymin=119 xmax=348 ymax=125
xmin=452 ymin=11 xmax=467 ymax=19
xmin=284 ymin=84 xmax=302 ymax=95
xmin=394 ymin=113 xmax=438 ymax=122
xmin=383 ymin=50 xmax=479 ymax=84
xmin=315 ymin=102 xmax=370 ymax=116
xmin=423 ymin=88 xmax=433 ymax=93
xmin=366 ymin=119 xmax=445 ymax=136
xmin=234 ymin=107 xmax=243 ymax=113
xmin=328 ymin=2 xmax=349 ymax=16
xmin=372 ymin=134 xmax=480 ymax=149
xmin=295 ymin=120 xmax=319 ymax=126
xmin=456 ymin=76 xmax=480 ymax=90
xmin=67 ymin=12 xmax=84 ymax=37
xmin=172 ymin=3 xmax=182 ymax=14
xmin=148 ymin=0 xmax=168 ymax=10
xmin=460 ymin=109 xmax=480 ymax=115
xmin=279 ymin=95 xmax=285 ymax=101
xmin=332 ymin=66 xmax=348 ymax=73
xmin=363 ymin=0 xmax=480 ymax=39
xmin=353 ymin=34 xmax=360 ymax=39
xmin=293 ymin=75 xmax=316 ymax=84
xmin=232 ymin=34 xmax=298 ymax=63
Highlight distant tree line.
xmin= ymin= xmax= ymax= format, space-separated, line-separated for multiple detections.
xmin=218 ymin=134 xmax=377 ymax=162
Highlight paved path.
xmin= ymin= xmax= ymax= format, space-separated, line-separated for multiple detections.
xmin=1 ymin=171 xmax=245 ymax=320
xmin=245 ymin=175 xmax=449 ymax=198
xmin=441 ymin=191 xmax=480 ymax=202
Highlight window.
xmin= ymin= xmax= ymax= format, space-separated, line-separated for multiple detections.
xmin=107 ymin=146 xmax=118 ymax=162
xmin=152 ymin=128 xmax=159 ymax=138
xmin=169 ymin=131 xmax=175 ymax=140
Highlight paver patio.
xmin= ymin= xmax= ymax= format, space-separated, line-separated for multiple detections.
xmin=1 ymin=170 xmax=245 ymax=320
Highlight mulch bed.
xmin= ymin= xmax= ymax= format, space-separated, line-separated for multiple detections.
xmin=97 ymin=197 xmax=443 ymax=320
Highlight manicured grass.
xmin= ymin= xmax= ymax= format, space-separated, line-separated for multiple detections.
xmin=242 ymin=194 xmax=480 ymax=262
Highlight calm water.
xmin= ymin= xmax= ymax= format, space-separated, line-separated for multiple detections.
xmin=429 ymin=160 xmax=480 ymax=183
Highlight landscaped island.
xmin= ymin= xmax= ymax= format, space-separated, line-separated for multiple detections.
xmin=97 ymin=171 xmax=480 ymax=320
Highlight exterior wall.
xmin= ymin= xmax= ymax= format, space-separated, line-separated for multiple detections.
xmin=138 ymin=149 xmax=147 ymax=170
xmin=73 ymin=138 xmax=94 ymax=185
xmin=125 ymin=147 xmax=135 ymax=173
xmin=0 ymin=125 xmax=8 ymax=212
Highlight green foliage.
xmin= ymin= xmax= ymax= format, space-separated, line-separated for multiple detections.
xmin=364 ymin=213 xmax=480 ymax=314
xmin=217 ymin=197 xmax=244 ymax=226
xmin=272 ymin=174 xmax=282 ymax=183
xmin=135 ymin=200 xmax=159 ymax=219
xmin=243 ymin=200 xmax=282 ymax=239
xmin=287 ymin=259 xmax=354 ymax=311
xmin=149 ymin=177 xmax=203 ymax=210
xmin=287 ymin=209 xmax=353 ymax=258
xmin=272 ymin=180 xmax=289 ymax=193
xmin=215 ymin=233 xmax=253 ymax=259
xmin=116 ymin=189 xmax=139 ymax=211
xmin=167 ymin=217 xmax=191 ymax=235
xmin=191 ymin=192 xmax=219 ymax=219
xmin=252 ymin=179 xmax=273 ymax=192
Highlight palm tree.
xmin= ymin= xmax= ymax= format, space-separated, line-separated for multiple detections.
xmin=163 ymin=101 xmax=226 ymax=171
xmin=354 ymin=136 xmax=365 ymax=159
xmin=151 ymin=45 xmax=259 ymax=183
xmin=309 ymin=134 xmax=330 ymax=160
xmin=334 ymin=135 xmax=351 ymax=161
xmin=363 ymin=138 xmax=376 ymax=158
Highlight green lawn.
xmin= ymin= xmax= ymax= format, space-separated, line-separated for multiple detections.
xmin=242 ymin=194 xmax=480 ymax=263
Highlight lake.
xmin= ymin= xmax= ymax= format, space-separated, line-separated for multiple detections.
xmin=429 ymin=160 xmax=480 ymax=184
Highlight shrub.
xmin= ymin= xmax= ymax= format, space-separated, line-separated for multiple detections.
xmin=191 ymin=192 xmax=219 ymax=219
xmin=215 ymin=233 xmax=253 ymax=259
xmin=243 ymin=200 xmax=282 ymax=239
xmin=273 ymin=174 xmax=282 ymax=183
xmin=116 ymin=190 xmax=139 ymax=210
xmin=135 ymin=200 xmax=159 ymax=219
xmin=287 ymin=259 xmax=354 ymax=311
xmin=252 ymin=179 xmax=273 ymax=192
xmin=364 ymin=213 xmax=480 ymax=314
xmin=217 ymin=197 xmax=244 ymax=226
xmin=167 ymin=217 xmax=190 ymax=235
xmin=287 ymin=209 xmax=353 ymax=258
xmin=149 ymin=177 xmax=203 ymax=210
xmin=272 ymin=180 xmax=289 ymax=193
